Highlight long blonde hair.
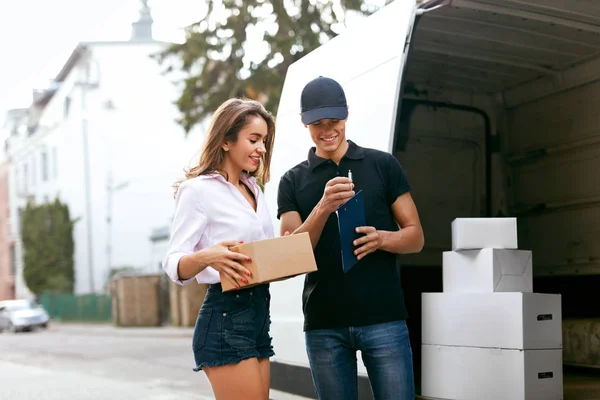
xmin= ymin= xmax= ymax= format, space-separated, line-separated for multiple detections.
xmin=174 ymin=98 xmax=276 ymax=195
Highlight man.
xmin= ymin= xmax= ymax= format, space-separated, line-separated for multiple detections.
xmin=277 ymin=76 xmax=424 ymax=400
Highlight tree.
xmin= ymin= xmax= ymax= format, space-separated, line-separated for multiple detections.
xmin=21 ymin=199 xmax=76 ymax=294
xmin=154 ymin=0 xmax=379 ymax=135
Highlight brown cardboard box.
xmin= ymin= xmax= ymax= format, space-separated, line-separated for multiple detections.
xmin=220 ymin=232 xmax=318 ymax=292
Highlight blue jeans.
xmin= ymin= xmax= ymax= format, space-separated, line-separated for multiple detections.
xmin=305 ymin=320 xmax=415 ymax=400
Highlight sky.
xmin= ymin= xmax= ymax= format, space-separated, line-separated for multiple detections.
xmin=0 ymin=0 xmax=204 ymax=124
xmin=0 ymin=0 xmax=387 ymax=126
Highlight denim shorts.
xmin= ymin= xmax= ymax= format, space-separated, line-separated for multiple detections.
xmin=192 ymin=282 xmax=274 ymax=371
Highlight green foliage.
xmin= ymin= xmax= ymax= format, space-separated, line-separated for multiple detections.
xmin=21 ymin=199 xmax=76 ymax=294
xmin=154 ymin=0 xmax=378 ymax=135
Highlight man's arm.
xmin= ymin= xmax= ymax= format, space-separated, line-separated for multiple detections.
xmin=280 ymin=207 xmax=328 ymax=249
xmin=279 ymin=177 xmax=355 ymax=249
xmin=354 ymin=192 xmax=424 ymax=259
xmin=379 ymin=192 xmax=424 ymax=253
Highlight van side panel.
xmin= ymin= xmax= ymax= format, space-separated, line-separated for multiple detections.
xmin=506 ymin=81 xmax=600 ymax=277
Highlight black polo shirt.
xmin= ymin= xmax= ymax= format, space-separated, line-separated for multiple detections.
xmin=277 ymin=140 xmax=411 ymax=331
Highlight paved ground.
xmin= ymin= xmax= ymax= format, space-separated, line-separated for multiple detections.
xmin=0 ymin=323 xmax=307 ymax=400
xmin=2 ymin=323 xmax=598 ymax=399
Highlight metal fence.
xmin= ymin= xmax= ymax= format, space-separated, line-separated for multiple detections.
xmin=39 ymin=293 xmax=112 ymax=322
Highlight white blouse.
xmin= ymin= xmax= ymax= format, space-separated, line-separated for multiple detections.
xmin=162 ymin=173 xmax=275 ymax=285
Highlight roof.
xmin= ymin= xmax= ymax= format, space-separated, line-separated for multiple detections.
xmin=411 ymin=0 xmax=600 ymax=94
xmin=31 ymin=44 xmax=87 ymax=108
xmin=31 ymin=38 xmax=170 ymax=109
xmin=56 ymin=44 xmax=88 ymax=84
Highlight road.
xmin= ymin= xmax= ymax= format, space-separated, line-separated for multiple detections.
xmin=0 ymin=323 xmax=307 ymax=400
xmin=3 ymin=323 xmax=597 ymax=400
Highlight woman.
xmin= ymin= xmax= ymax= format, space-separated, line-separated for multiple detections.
xmin=163 ymin=98 xmax=276 ymax=399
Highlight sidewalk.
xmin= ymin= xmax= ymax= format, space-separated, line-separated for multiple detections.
xmin=49 ymin=321 xmax=194 ymax=338
xmin=0 ymin=360 xmax=210 ymax=400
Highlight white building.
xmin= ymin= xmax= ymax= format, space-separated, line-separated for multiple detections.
xmin=5 ymin=4 xmax=203 ymax=297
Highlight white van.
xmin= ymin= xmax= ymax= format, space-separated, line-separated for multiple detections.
xmin=263 ymin=1 xmax=600 ymax=398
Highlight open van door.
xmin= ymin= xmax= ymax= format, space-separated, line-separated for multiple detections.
xmin=263 ymin=0 xmax=419 ymax=386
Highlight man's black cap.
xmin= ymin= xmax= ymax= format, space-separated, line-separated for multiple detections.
xmin=300 ymin=76 xmax=348 ymax=125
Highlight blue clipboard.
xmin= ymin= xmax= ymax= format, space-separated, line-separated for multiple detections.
xmin=336 ymin=190 xmax=366 ymax=273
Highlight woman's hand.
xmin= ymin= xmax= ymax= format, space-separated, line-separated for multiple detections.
xmin=200 ymin=241 xmax=252 ymax=289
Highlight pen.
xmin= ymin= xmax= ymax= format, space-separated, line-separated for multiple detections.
xmin=348 ymin=169 xmax=353 ymax=183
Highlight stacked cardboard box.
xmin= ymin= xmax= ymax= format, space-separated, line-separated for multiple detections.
xmin=421 ymin=218 xmax=564 ymax=400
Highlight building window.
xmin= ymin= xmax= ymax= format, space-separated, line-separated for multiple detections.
xmin=32 ymin=156 xmax=36 ymax=186
xmin=10 ymin=244 xmax=16 ymax=276
xmin=41 ymin=152 xmax=49 ymax=181
xmin=17 ymin=207 xmax=22 ymax=232
xmin=23 ymin=163 xmax=28 ymax=193
xmin=64 ymin=96 xmax=71 ymax=119
xmin=53 ymin=147 xmax=58 ymax=179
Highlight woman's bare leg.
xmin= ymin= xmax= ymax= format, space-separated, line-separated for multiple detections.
xmin=258 ymin=358 xmax=271 ymax=397
xmin=204 ymin=357 xmax=268 ymax=400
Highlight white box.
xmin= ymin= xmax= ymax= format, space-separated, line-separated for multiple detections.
xmin=443 ymin=248 xmax=533 ymax=293
xmin=422 ymin=292 xmax=562 ymax=349
xmin=452 ymin=217 xmax=518 ymax=250
xmin=422 ymin=345 xmax=563 ymax=400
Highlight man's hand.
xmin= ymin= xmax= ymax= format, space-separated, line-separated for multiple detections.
xmin=353 ymin=226 xmax=383 ymax=260
xmin=318 ymin=177 xmax=355 ymax=215
xmin=279 ymin=178 xmax=354 ymax=250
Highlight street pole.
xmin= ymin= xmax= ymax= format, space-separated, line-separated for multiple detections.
xmin=106 ymin=171 xmax=113 ymax=280
xmin=81 ymin=62 xmax=95 ymax=294
xmin=106 ymin=176 xmax=129 ymax=282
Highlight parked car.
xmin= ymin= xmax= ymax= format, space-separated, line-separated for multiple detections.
xmin=0 ymin=300 xmax=50 ymax=332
